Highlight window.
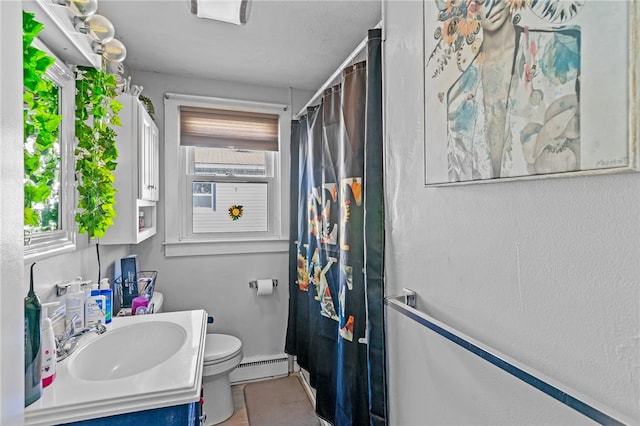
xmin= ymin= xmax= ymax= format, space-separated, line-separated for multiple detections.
xmin=24 ymin=41 xmax=77 ymax=261
xmin=164 ymin=94 xmax=290 ymax=256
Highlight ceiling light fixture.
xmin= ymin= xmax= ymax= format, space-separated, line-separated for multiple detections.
xmin=47 ymin=0 xmax=126 ymax=70
xmin=190 ymin=0 xmax=252 ymax=25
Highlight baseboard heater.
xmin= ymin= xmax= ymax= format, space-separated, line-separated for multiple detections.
xmin=229 ymin=353 xmax=290 ymax=384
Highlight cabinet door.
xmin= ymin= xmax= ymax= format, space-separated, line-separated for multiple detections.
xmin=139 ymin=108 xmax=155 ymax=201
xmin=149 ymin=122 xmax=159 ymax=201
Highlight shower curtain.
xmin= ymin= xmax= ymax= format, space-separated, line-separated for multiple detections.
xmin=285 ymin=29 xmax=385 ymax=426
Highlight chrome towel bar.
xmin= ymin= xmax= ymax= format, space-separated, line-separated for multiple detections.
xmin=385 ymin=289 xmax=631 ymax=426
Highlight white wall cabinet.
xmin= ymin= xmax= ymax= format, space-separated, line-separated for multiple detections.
xmin=139 ymin=109 xmax=159 ymax=201
xmin=101 ymin=94 xmax=159 ymax=245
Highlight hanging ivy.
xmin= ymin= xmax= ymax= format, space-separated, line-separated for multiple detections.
xmin=23 ymin=11 xmax=62 ymax=232
xmin=75 ymin=66 xmax=123 ymax=239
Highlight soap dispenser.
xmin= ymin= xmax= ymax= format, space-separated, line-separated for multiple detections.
xmin=24 ymin=262 xmax=42 ymax=406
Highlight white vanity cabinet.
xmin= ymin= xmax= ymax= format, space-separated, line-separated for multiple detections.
xmin=101 ymin=94 xmax=159 ymax=245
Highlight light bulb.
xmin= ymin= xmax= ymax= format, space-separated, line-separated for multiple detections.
xmin=105 ymin=60 xmax=124 ymax=76
xmin=83 ymin=14 xmax=114 ymax=43
xmin=102 ymin=38 xmax=127 ymax=63
xmin=64 ymin=0 xmax=98 ymax=18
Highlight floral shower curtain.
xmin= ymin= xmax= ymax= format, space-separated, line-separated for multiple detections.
xmin=285 ymin=29 xmax=385 ymax=426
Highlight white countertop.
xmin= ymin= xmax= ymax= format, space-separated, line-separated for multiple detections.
xmin=24 ymin=309 xmax=207 ymax=426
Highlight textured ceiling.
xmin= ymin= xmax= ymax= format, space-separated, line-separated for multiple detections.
xmin=97 ymin=0 xmax=382 ymax=91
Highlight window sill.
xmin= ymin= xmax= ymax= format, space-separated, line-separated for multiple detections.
xmin=24 ymin=239 xmax=76 ymax=263
xmin=163 ymin=238 xmax=289 ymax=257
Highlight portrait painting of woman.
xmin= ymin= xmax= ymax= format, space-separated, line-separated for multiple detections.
xmin=424 ymin=0 xmax=634 ymax=185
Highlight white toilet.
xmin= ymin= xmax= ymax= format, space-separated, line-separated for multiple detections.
xmin=150 ymin=294 xmax=243 ymax=425
xmin=202 ymin=333 xmax=243 ymax=425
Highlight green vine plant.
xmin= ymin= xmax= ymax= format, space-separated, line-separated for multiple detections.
xmin=23 ymin=11 xmax=62 ymax=234
xmin=75 ymin=66 xmax=123 ymax=239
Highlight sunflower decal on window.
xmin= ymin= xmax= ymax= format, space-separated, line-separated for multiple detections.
xmin=228 ymin=204 xmax=243 ymax=221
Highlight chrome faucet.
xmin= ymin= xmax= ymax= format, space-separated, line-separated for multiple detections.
xmin=56 ymin=315 xmax=107 ymax=362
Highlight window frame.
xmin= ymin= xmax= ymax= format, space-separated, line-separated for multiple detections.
xmin=163 ymin=93 xmax=290 ymax=257
xmin=24 ymin=40 xmax=79 ymax=262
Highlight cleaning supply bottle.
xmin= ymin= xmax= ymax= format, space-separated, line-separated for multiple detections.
xmin=98 ymin=278 xmax=113 ymax=324
xmin=40 ymin=308 xmax=56 ymax=388
xmin=65 ymin=281 xmax=85 ymax=330
xmin=86 ymin=282 xmax=98 ymax=299
xmin=85 ymin=292 xmax=106 ymax=327
xmin=131 ymin=294 xmax=149 ymax=316
xmin=24 ymin=262 xmax=42 ymax=407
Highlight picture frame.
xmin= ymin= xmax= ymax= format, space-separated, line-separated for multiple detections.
xmin=423 ymin=0 xmax=639 ymax=186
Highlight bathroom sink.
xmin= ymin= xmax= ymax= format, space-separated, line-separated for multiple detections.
xmin=25 ymin=310 xmax=207 ymax=426
xmin=68 ymin=321 xmax=187 ymax=381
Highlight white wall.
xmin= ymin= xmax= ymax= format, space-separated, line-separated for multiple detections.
xmin=1 ymin=2 xmax=26 ymax=424
xmin=127 ymin=69 xmax=313 ymax=359
xmin=383 ymin=1 xmax=639 ymax=425
xmin=24 ymin=244 xmax=129 ymax=303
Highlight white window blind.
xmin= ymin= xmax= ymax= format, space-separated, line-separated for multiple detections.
xmin=179 ymin=106 xmax=279 ymax=151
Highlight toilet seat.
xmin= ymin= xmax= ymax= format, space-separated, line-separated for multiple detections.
xmin=204 ymin=334 xmax=242 ymax=366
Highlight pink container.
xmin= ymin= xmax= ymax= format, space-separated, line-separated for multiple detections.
xmin=131 ymin=295 xmax=149 ymax=316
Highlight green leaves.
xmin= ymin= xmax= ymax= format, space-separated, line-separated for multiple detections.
xmin=22 ymin=12 xmax=44 ymax=45
xmin=23 ymin=11 xmax=123 ymax=240
xmin=110 ymin=99 xmax=124 ymax=114
xmin=24 ymin=182 xmax=52 ymax=205
xmin=75 ymin=66 xmax=122 ymax=239
xmin=23 ymin=11 xmax=61 ymax=234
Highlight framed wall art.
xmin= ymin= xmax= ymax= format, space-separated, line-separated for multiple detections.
xmin=423 ymin=0 xmax=639 ymax=185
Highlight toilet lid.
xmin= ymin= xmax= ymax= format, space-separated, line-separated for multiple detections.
xmin=204 ymin=334 xmax=242 ymax=363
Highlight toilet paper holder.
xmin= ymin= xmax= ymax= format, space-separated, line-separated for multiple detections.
xmin=249 ymin=279 xmax=278 ymax=289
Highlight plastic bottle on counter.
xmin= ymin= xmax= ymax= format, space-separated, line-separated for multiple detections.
xmin=85 ymin=293 xmax=106 ymax=327
xmin=86 ymin=282 xmax=98 ymax=299
xmin=40 ymin=310 xmax=56 ymax=388
xmin=98 ymin=278 xmax=113 ymax=324
xmin=65 ymin=282 xmax=85 ymax=330
xmin=131 ymin=294 xmax=149 ymax=316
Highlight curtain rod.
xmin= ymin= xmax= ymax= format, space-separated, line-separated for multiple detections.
xmin=164 ymin=92 xmax=288 ymax=110
xmin=294 ymin=20 xmax=382 ymax=120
